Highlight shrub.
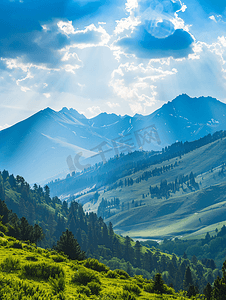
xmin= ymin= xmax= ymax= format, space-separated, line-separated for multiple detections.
xmin=51 ymin=255 xmax=66 ymax=263
xmin=87 ymin=281 xmax=101 ymax=295
xmin=36 ymin=248 xmax=43 ymax=254
xmin=121 ymin=290 xmax=136 ymax=300
xmin=144 ymin=282 xmax=154 ymax=293
xmin=12 ymin=241 xmax=23 ymax=249
xmin=0 ymin=238 xmax=8 ymax=246
xmin=71 ymin=267 xmax=100 ymax=285
xmin=123 ymin=283 xmax=141 ymax=296
xmin=77 ymin=285 xmax=91 ymax=296
xmin=0 ymin=275 xmax=53 ymax=299
xmin=1 ymin=256 xmax=20 ymax=272
xmin=26 ymin=256 xmax=38 ymax=262
xmin=22 ymin=262 xmax=65 ymax=280
xmin=83 ymin=258 xmax=109 ymax=273
xmin=49 ymin=275 xmax=66 ymax=294
xmin=54 ymin=292 xmax=66 ymax=300
xmin=106 ymin=270 xmax=118 ymax=278
xmin=114 ymin=269 xmax=130 ymax=279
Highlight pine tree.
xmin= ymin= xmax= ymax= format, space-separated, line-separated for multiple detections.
xmin=203 ymin=282 xmax=212 ymax=300
xmin=183 ymin=266 xmax=193 ymax=291
xmin=33 ymin=224 xmax=44 ymax=244
xmin=153 ymin=273 xmax=165 ymax=294
xmin=55 ymin=229 xmax=85 ymax=260
xmin=134 ymin=241 xmax=142 ymax=268
xmin=124 ymin=236 xmax=134 ymax=263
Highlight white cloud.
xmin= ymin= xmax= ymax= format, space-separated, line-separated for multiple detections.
xmin=125 ymin=0 xmax=138 ymax=13
xmin=57 ymin=20 xmax=76 ymax=35
xmin=78 ymin=83 xmax=85 ymax=89
xmin=107 ymin=102 xmax=120 ymax=108
xmin=114 ymin=16 xmax=141 ymax=35
xmin=87 ymin=106 xmax=102 ymax=115
xmin=209 ymin=15 xmax=217 ymax=23
xmin=20 ymin=86 xmax=31 ymax=92
xmin=66 ymin=24 xmax=111 ymax=49
xmin=63 ymin=64 xmax=81 ymax=74
xmin=43 ymin=93 xmax=51 ymax=98
xmin=188 ymin=41 xmax=203 ymax=60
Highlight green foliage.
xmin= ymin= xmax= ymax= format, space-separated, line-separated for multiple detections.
xmin=83 ymin=258 xmax=109 ymax=272
xmin=51 ymin=255 xmax=67 ymax=263
xmin=25 ymin=256 xmax=38 ymax=262
xmin=0 ymin=220 xmax=8 ymax=233
xmin=11 ymin=241 xmax=23 ymax=249
xmin=106 ymin=270 xmax=118 ymax=278
xmin=1 ymin=256 xmax=20 ymax=272
xmin=0 ymin=275 xmax=53 ymax=299
xmin=87 ymin=281 xmax=102 ymax=295
xmin=0 ymin=169 xmax=218 ymax=295
xmin=211 ymin=259 xmax=226 ymax=299
xmin=77 ymin=285 xmax=91 ymax=296
xmin=0 ymin=233 xmax=205 ymax=300
xmin=114 ymin=269 xmax=130 ymax=279
xmin=123 ymin=283 xmax=141 ymax=296
xmin=121 ymin=290 xmax=136 ymax=300
xmin=49 ymin=275 xmax=66 ymax=294
xmin=153 ymin=273 xmax=166 ymax=295
xmin=144 ymin=282 xmax=154 ymax=293
xmin=21 ymin=262 xmax=65 ymax=280
xmin=54 ymin=229 xmax=85 ymax=260
xmin=71 ymin=267 xmax=100 ymax=285
xmin=157 ymin=230 xmax=225 ymax=268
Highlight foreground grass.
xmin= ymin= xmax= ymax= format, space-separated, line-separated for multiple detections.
xmin=0 ymin=233 xmax=202 ymax=299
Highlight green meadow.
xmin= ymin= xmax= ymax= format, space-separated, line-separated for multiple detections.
xmin=0 ymin=233 xmax=199 ymax=300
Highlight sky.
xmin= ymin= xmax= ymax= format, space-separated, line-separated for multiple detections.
xmin=0 ymin=0 xmax=226 ymax=129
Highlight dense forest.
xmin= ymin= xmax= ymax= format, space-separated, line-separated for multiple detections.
xmin=144 ymin=225 xmax=226 ymax=269
xmin=0 ymin=169 xmax=225 ymax=296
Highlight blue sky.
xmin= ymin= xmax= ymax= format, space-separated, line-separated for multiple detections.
xmin=0 ymin=0 xmax=226 ymax=129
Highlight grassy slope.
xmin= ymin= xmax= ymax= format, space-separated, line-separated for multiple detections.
xmin=0 ymin=234 xmax=193 ymax=300
xmin=80 ymin=137 xmax=226 ymax=239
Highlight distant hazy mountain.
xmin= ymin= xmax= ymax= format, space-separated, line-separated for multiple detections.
xmin=1 ymin=94 xmax=226 ymax=183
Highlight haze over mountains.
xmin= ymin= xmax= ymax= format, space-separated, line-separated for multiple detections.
xmin=1 ymin=94 xmax=226 ymax=183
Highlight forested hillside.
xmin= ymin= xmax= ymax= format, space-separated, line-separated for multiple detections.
xmin=0 ymin=170 xmax=223 ymax=294
xmin=0 ymin=190 xmax=225 ymax=299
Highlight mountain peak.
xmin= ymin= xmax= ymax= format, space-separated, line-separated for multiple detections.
xmin=59 ymin=107 xmax=86 ymax=120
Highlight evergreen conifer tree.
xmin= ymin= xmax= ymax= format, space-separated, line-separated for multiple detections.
xmin=55 ymin=229 xmax=85 ymax=260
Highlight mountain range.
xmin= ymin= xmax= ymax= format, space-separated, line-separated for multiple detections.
xmin=1 ymin=93 xmax=226 ymax=183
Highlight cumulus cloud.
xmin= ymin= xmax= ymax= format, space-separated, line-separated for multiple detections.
xmin=109 ymin=60 xmax=178 ymax=114
xmin=0 ymin=0 xmax=120 ymax=67
xmin=116 ymin=25 xmax=194 ymax=59
xmin=113 ymin=0 xmax=194 ymax=59
xmin=87 ymin=106 xmax=102 ymax=115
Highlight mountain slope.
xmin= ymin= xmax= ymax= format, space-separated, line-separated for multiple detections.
xmin=1 ymin=94 xmax=226 ymax=183
xmin=68 ymin=133 xmax=226 ymax=240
